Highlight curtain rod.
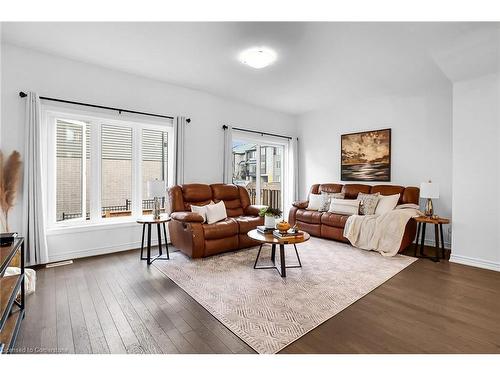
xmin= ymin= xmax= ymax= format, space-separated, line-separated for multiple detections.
xmin=19 ymin=91 xmax=190 ymax=123
xmin=222 ymin=125 xmax=295 ymax=140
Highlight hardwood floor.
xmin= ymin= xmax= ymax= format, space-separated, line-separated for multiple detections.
xmin=14 ymin=249 xmax=254 ymax=354
xmin=13 ymin=246 xmax=500 ymax=354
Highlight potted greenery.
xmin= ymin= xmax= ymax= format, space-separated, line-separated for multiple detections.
xmin=259 ymin=206 xmax=282 ymax=229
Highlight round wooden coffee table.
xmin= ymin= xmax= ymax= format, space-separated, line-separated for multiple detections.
xmin=247 ymin=229 xmax=310 ymax=277
xmin=137 ymin=214 xmax=171 ymax=264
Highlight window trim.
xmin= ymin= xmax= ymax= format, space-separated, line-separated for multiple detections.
xmin=43 ymin=105 xmax=174 ymax=230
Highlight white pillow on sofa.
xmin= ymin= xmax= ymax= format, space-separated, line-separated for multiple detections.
xmin=190 ymin=201 xmax=214 ymax=223
xmin=328 ymin=198 xmax=360 ymax=215
xmin=205 ymin=201 xmax=228 ymax=224
xmin=306 ymin=194 xmax=323 ymax=210
xmin=395 ymin=203 xmax=420 ymax=210
xmin=375 ymin=194 xmax=400 ymax=215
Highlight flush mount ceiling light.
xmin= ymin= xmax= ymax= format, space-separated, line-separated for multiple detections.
xmin=238 ymin=47 xmax=277 ymax=69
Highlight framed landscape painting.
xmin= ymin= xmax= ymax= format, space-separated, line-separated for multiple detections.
xmin=341 ymin=128 xmax=391 ymax=181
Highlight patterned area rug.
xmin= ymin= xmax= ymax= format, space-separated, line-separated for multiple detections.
xmin=154 ymin=237 xmax=416 ymax=353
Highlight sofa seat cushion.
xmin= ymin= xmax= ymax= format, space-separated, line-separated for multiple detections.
xmin=321 ymin=212 xmax=349 ymax=228
xmin=235 ymin=215 xmax=264 ymax=234
xmin=295 ymin=209 xmax=323 ymax=224
xmin=202 ymin=218 xmax=238 ymax=240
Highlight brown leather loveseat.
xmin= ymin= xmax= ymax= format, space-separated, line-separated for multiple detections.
xmin=289 ymin=183 xmax=420 ymax=253
xmin=167 ymin=183 xmax=264 ymax=258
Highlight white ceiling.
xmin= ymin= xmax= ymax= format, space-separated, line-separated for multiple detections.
xmin=2 ymin=22 xmax=499 ymax=115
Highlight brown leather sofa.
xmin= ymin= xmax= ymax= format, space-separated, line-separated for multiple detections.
xmin=289 ymin=183 xmax=420 ymax=252
xmin=167 ymin=183 xmax=264 ymax=258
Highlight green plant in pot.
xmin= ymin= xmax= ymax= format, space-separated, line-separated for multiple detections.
xmin=259 ymin=206 xmax=282 ymax=229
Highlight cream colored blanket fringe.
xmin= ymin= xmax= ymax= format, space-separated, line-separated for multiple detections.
xmin=344 ymin=208 xmax=421 ymax=257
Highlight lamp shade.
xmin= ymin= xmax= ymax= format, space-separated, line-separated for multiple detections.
xmin=147 ymin=180 xmax=165 ymax=198
xmin=420 ymin=182 xmax=439 ymax=199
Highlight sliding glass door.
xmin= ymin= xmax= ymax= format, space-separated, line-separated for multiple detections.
xmin=232 ymin=136 xmax=285 ymax=211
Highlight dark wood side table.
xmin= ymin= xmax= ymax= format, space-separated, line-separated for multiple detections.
xmin=137 ymin=215 xmax=171 ymax=265
xmin=0 ymin=237 xmax=25 ymax=354
xmin=414 ymin=216 xmax=451 ymax=262
xmin=247 ymin=229 xmax=310 ymax=277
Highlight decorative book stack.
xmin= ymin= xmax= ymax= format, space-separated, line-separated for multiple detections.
xmin=256 ymin=226 xmax=274 ymax=234
xmin=273 ymin=229 xmax=304 ymax=239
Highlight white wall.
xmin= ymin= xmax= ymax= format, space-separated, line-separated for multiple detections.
xmin=297 ymin=86 xmax=453 ymax=246
xmin=0 ymin=43 xmax=295 ymax=262
xmin=451 ymin=73 xmax=500 ymax=271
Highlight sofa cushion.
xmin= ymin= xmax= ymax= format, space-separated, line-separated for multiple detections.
xmin=321 ymin=212 xmax=350 ymax=228
xmin=295 ymin=222 xmax=321 ymax=237
xmin=401 ymin=187 xmax=420 ymax=205
xmin=211 ymin=183 xmax=244 ymax=217
xmin=221 ymin=200 xmax=245 ymax=217
xmin=342 ymin=184 xmax=371 ymax=199
xmin=202 ymin=218 xmax=238 ymax=240
xmin=181 ymin=184 xmax=213 ymax=211
xmin=318 ymin=183 xmax=343 ymax=194
xmin=370 ymin=185 xmax=405 ymax=204
xmin=235 ymin=215 xmax=265 ymax=234
xmin=295 ymin=209 xmax=323 ymax=224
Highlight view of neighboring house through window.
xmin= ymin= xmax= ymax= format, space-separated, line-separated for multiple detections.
xmin=56 ymin=119 xmax=91 ymax=221
xmin=50 ymin=109 xmax=173 ymax=226
xmin=142 ymin=129 xmax=169 ymax=213
xmin=101 ymin=124 xmax=133 ymax=218
xmin=232 ymin=138 xmax=284 ymax=210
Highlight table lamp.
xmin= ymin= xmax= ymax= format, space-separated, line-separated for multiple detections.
xmin=147 ymin=179 xmax=165 ymax=220
xmin=420 ymin=180 xmax=439 ymax=217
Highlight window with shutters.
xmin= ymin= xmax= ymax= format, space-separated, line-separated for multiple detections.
xmin=45 ymin=107 xmax=174 ymax=227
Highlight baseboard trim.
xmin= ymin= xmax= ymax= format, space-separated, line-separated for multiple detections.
xmin=449 ymin=254 xmax=500 ymax=272
xmin=47 ymin=238 xmax=170 ymax=263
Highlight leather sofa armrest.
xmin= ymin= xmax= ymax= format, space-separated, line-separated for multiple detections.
xmin=171 ymin=212 xmax=204 ymax=223
xmin=292 ymin=200 xmax=308 ymax=209
xmin=245 ymin=204 xmax=266 ymax=216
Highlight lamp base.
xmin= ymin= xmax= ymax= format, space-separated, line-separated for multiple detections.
xmin=424 ymin=198 xmax=434 ymax=217
xmin=152 ymin=197 xmax=161 ymax=220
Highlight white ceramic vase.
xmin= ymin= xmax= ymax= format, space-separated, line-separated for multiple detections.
xmin=264 ymin=215 xmax=276 ymax=229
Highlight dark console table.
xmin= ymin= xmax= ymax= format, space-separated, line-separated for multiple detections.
xmin=0 ymin=237 xmax=25 ymax=354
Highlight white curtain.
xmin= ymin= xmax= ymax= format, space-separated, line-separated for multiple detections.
xmin=22 ymin=92 xmax=49 ymax=265
xmin=222 ymin=125 xmax=233 ymax=183
xmin=174 ymin=116 xmax=186 ymax=185
xmin=285 ymin=137 xmax=299 ymax=214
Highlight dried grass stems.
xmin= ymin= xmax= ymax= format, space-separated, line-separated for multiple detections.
xmin=0 ymin=150 xmax=22 ymax=232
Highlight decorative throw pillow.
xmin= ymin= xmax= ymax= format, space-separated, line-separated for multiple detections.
xmin=205 ymin=201 xmax=228 ymax=224
xmin=375 ymin=194 xmax=400 ymax=215
xmin=357 ymin=192 xmax=380 ymax=215
xmin=318 ymin=192 xmax=345 ymax=212
xmin=328 ymin=198 xmax=360 ymax=215
xmin=306 ymin=193 xmax=323 ymax=211
xmin=190 ymin=201 xmax=214 ymax=223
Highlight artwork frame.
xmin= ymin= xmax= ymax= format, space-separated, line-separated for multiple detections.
xmin=341 ymin=128 xmax=391 ymax=182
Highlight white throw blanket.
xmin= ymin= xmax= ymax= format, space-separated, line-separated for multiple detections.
xmin=343 ymin=208 xmax=421 ymax=257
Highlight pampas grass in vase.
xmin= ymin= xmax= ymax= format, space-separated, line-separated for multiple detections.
xmin=0 ymin=150 xmax=22 ymax=233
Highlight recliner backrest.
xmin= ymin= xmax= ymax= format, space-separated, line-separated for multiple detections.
xmin=168 ymin=183 xmax=253 ymax=216
xmin=210 ymin=184 xmax=248 ymax=217
xmin=307 ymin=183 xmax=420 ymax=205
